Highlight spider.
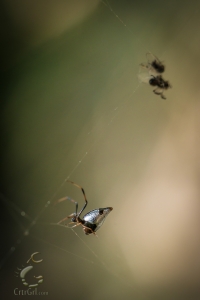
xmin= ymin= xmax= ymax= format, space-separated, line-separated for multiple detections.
xmin=149 ymin=75 xmax=171 ymax=100
xmin=55 ymin=181 xmax=113 ymax=235
xmin=140 ymin=52 xmax=165 ymax=75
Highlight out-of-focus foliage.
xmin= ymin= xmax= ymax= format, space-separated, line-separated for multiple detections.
xmin=1 ymin=1 xmax=200 ymax=299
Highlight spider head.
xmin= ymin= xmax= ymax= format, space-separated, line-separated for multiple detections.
xmin=70 ymin=213 xmax=77 ymax=223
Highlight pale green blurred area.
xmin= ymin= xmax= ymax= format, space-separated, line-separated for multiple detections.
xmin=1 ymin=0 xmax=200 ymax=299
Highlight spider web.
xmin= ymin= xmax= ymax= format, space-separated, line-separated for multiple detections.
xmin=1 ymin=1 xmax=200 ymax=299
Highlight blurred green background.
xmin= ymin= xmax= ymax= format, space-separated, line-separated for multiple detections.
xmin=1 ymin=0 xmax=200 ymax=299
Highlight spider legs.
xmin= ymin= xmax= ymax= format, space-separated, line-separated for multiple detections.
xmin=55 ymin=181 xmax=88 ymax=225
xmin=55 ymin=196 xmax=78 ymax=215
xmin=64 ymin=218 xmax=97 ymax=236
xmin=153 ymin=88 xmax=166 ymax=100
xmin=67 ymin=181 xmax=88 ymax=218
xmin=67 ymin=222 xmax=81 ymax=229
xmin=55 ymin=196 xmax=78 ymax=225
xmin=57 ymin=213 xmax=76 ymax=225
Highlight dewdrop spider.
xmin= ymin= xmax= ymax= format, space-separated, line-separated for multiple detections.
xmin=55 ymin=181 xmax=113 ymax=235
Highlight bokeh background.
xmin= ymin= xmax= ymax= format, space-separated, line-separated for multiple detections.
xmin=1 ymin=0 xmax=200 ymax=299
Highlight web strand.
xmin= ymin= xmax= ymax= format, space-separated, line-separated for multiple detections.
xmin=101 ymin=0 xmax=133 ymax=35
